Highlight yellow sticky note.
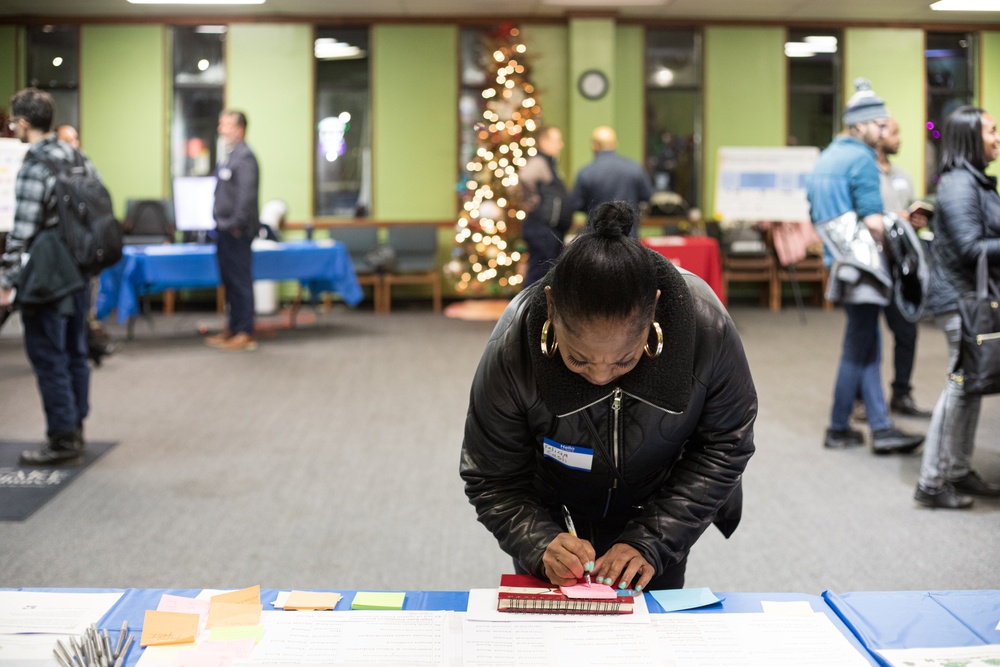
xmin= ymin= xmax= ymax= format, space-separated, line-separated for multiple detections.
xmin=283 ymin=591 xmax=342 ymax=610
xmin=210 ymin=585 xmax=260 ymax=606
xmin=351 ymin=592 xmax=405 ymax=610
xmin=208 ymin=625 xmax=266 ymax=644
xmin=139 ymin=610 xmax=200 ymax=646
xmin=207 ymin=601 xmax=261 ymax=628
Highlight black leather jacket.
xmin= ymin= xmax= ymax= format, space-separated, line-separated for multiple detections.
xmin=926 ymin=161 xmax=1000 ymax=315
xmin=460 ymin=253 xmax=757 ymax=581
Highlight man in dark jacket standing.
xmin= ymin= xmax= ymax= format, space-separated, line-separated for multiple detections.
xmin=1 ymin=88 xmax=93 ymax=465
xmin=206 ymin=110 xmax=259 ymax=352
xmin=571 ymin=126 xmax=652 ymax=237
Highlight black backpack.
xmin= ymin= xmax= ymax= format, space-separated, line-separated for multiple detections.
xmin=35 ymin=151 xmax=124 ymax=275
xmin=536 ymin=177 xmax=574 ymax=234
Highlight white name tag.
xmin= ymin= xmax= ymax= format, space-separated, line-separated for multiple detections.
xmin=543 ymin=438 xmax=594 ymax=472
xmin=218 ymin=167 xmax=232 ymax=181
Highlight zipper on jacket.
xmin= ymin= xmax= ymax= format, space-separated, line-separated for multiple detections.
xmin=610 ymin=388 xmax=622 ymax=489
xmin=977 ymin=332 xmax=1000 ymax=345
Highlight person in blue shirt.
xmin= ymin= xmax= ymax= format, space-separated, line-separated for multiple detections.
xmin=807 ymin=79 xmax=924 ymax=454
xmin=571 ymin=126 xmax=652 ymax=237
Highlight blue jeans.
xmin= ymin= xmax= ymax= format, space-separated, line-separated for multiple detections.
xmin=22 ymin=288 xmax=90 ymax=438
xmin=830 ymin=303 xmax=892 ymax=431
xmin=918 ymin=312 xmax=980 ymax=490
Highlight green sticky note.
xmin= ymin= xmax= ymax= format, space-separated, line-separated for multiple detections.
xmin=351 ymin=591 xmax=405 ymax=610
xmin=208 ymin=625 xmax=266 ymax=643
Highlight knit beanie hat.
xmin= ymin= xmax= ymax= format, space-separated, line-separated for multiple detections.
xmin=843 ymin=78 xmax=888 ymax=126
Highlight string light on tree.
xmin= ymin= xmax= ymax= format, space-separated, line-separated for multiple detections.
xmin=446 ymin=25 xmax=542 ymax=295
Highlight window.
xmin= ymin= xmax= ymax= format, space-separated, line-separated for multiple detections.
xmin=786 ymin=29 xmax=841 ymax=151
xmin=171 ymin=25 xmax=226 ymax=179
xmin=26 ymin=25 xmax=80 ymax=130
xmin=925 ymin=32 xmax=976 ymax=192
xmin=458 ymin=27 xmax=491 ymax=184
xmin=645 ymin=28 xmax=702 ymax=211
xmin=314 ymin=27 xmax=370 ymax=218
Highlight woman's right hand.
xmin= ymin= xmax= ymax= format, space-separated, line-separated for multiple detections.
xmin=541 ymin=533 xmax=596 ymax=586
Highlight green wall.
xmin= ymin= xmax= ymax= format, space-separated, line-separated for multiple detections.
xmin=372 ymin=24 xmax=457 ymax=220
xmin=614 ymin=25 xmax=645 ymax=164
xmin=81 ymin=25 xmax=166 ymax=218
xmin=843 ymin=28 xmax=925 ymax=197
xmin=568 ymin=18 xmax=615 ymax=179
xmin=0 ymin=26 xmax=18 ymax=108
xmin=227 ymin=24 xmax=313 ymax=222
xmin=521 ymin=24 xmax=569 ymax=172
xmin=704 ymin=26 xmax=787 ymax=219
xmin=983 ymin=31 xmax=1000 ymax=179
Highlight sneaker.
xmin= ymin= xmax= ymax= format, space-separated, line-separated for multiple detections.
xmin=205 ymin=330 xmax=231 ymax=348
xmin=914 ymin=483 xmax=974 ymax=509
xmin=950 ymin=470 xmax=1000 ymax=497
xmin=824 ymin=427 xmax=864 ymax=449
xmin=218 ymin=332 xmax=258 ymax=352
xmin=19 ymin=433 xmax=85 ymax=466
xmin=872 ymin=427 xmax=923 ymax=454
xmin=889 ymin=394 xmax=932 ymax=419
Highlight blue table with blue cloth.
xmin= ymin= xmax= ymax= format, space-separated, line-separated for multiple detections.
xmin=96 ymin=241 xmax=363 ymax=324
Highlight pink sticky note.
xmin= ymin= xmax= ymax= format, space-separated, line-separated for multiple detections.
xmin=158 ymin=595 xmax=211 ymax=619
xmin=559 ymin=583 xmax=618 ymax=599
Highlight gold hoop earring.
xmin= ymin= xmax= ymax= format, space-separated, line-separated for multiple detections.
xmin=644 ymin=321 xmax=663 ymax=358
xmin=541 ymin=319 xmax=559 ymax=358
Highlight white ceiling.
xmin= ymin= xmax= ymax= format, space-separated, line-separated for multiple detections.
xmin=1 ymin=0 xmax=999 ymax=25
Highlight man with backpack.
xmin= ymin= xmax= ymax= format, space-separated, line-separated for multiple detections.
xmin=0 ymin=88 xmax=103 ymax=465
xmin=518 ymin=126 xmax=572 ymax=286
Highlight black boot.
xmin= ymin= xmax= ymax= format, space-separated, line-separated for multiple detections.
xmin=19 ymin=432 xmax=85 ymax=466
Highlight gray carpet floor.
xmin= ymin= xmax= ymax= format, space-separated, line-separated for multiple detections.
xmin=0 ymin=300 xmax=997 ymax=594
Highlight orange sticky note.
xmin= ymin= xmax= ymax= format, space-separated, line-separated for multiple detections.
xmin=283 ymin=591 xmax=342 ymax=611
xmin=140 ymin=610 xmax=200 ymax=646
xmin=206 ymin=601 xmax=261 ymax=629
xmin=210 ymin=585 xmax=260 ymax=606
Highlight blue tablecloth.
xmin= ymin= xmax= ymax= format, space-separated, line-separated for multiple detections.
xmin=824 ymin=589 xmax=1000 ymax=665
xmin=96 ymin=241 xmax=364 ymax=323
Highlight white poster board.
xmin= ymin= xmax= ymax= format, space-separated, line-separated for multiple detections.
xmin=172 ymin=176 xmax=217 ymax=231
xmin=0 ymin=138 xmax=30 ymax=233
xmin=714 ymin=146 xmax=819 ymax=224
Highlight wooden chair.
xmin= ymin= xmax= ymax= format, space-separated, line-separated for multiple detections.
xmin=384 ymin=225 xmax=442 ymax=314
xmin=775 ymin=254 xmax=832 ymax=311
xmin=722 ymin=251 xmax=779 ymax=311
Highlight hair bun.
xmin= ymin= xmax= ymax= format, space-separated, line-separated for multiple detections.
xmin=590 ymin=201 xmax=635 ymax=238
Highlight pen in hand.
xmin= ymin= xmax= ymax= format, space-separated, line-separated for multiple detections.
xmin=561 ymin=504 xmax=592 ymax=587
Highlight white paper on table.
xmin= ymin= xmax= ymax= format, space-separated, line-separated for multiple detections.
xmin=877 ymin=644 xmax=1000 ymax=666
xmin=464 ymin=588 xmax=650 ymax=624
xmin=461 ymin=616 xmax=672 ymax=667
xmin=0 ymin=633 xmax=75 ymax=663
xmin=760 ymin=600 xmax=814 ymax=616
xmin=248 ymin=610 xmax=449 ymax=665
xmin=0 ymin=591 xmax=123 ymax=635
xmin=650 ymin=612 xmax=871 ymax=667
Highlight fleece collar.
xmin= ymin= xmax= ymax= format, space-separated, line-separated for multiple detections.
xmin=525 ymin=250 xmax=696 ymax=416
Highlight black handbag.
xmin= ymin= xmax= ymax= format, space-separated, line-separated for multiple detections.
xmin=952 ymin=248 xmax=1000 ymax=395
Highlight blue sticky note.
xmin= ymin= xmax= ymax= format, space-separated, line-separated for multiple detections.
xmin=650 ymin=587 xmax=723 ymax=612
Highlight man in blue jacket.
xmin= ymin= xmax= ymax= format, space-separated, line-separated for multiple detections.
xmin=807 ymin=79 xmax=924 ymax=454
xmin=205 ymin=110 xmax=259 ymax=352
xmin=571 ymin=126 xmax=652 ymax=237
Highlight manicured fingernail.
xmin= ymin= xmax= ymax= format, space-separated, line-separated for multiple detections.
xmin=596 ymin=576 xmax=605 ymax=584
xmin=634 ymin=585 xmax=643 ymax=592
xmin=618 ymin=581 xmax=627 ymax=590
xmin=585 ymin=562 xmax=594 ymax=572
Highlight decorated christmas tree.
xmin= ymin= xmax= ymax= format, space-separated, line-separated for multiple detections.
xmin=445 ymin=25 xmax=541 ymax=295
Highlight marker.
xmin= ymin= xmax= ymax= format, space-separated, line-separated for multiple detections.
xmin=560 ymin=504 xmax=592 ymax=587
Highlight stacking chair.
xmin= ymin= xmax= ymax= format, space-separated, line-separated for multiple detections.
xmin=328 ymin=225 xmax=388 ymax=313
xmin=122 ymin=199 xmax=177 ymax=314
xmin=384 ymin=225 xmax=442 ymax=314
